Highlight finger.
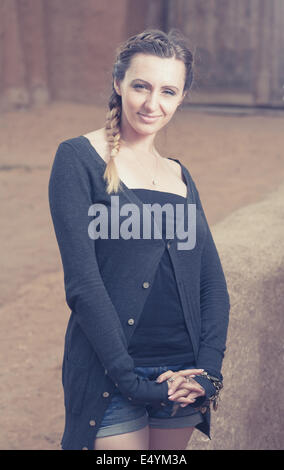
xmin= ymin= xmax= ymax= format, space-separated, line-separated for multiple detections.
xmin=167 ymin=376 xmax=188 ymax=395
xmin=168 ymin=385 xmax=201 ymax=398
xmin=175 ymin=390 xmax=201 ymax=402
xmin=168 ymin=388 xmax=191 ymax=400
xmin=187 ymin=391 xmax=201 ymax=400
xmin=168 ymin=387 xmax=192 ymax=399
xmin=181 ymin=378 xmax=205 ymax=395
xmin=168 ymin=378 xmax=205 ymax=397
xmin=169 ymin=381 xmax=205 ymax=396
xmin=177 ymin=369 xmax=204 ymax=377
xmin=155 ymin=370 xmax=174 ymax=383
xmin=187 ymin=384 xmax=205 ymax=395
xmin=155 ymin=371 xmax=183 ymax=392
xmin=172 ymin=394 xmax=196 ymax=404
xmin=168 ymin=383 xmax=205 ymax=400
xmin=156 ymin=368 xmax=204 ymax=383
xmin=179 ymin=393 xmax=199 ymax=406
xmin=179 ymin=399 xmax=197 ymax=408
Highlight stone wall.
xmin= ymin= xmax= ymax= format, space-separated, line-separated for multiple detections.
xmin=0 ymin=0 xmax=283 ymax=110
xmin=168 ymin=0 xmax=284 ymax=107
xmin=189 ymin=182 xmax=284 ymax=450
xmin=0 ymin=0 xmax=129 ymax=109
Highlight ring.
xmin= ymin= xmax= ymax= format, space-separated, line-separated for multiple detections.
xmin=167 ymin=377 xmax=175 ymax=383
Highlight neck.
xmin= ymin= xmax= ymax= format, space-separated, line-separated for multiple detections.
xmin=119 ymin=114 xmax=157 ymax=155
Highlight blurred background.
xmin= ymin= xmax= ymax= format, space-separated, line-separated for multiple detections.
xmin=0 ymin=0 xmax=283 ymax=450
xmin=1 ymin=0 xmax=284 ymax=108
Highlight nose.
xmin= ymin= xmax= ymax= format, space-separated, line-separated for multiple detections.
xmin=143 ymin=91 xmax=160 ymax=114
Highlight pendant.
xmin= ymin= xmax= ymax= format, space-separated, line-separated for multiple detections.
xmin=152 ymin=179 xmax=157 ymax=185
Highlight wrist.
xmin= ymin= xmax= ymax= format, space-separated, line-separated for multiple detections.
xmin=193 ymin=371 xmax=223 ymax=410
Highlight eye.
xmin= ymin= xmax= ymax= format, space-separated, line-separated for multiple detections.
xmin=163 ymin=89 xmax=176 ymax=96
xmin=132 ymin=84 xmax=176 ymax=96
xmin=133 ymin=84 xmax=146 ymax=90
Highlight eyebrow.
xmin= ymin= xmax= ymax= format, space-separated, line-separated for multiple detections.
xmin=131 ymin=79 xmax=180 ymax=92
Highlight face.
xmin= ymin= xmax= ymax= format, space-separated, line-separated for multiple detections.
xmin=114 ymin=53 xmax=187 ymax=138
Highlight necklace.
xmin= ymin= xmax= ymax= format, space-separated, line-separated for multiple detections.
xmin=150 ymin=151 xmax=158 ymax=186
xmin=120 ymin=140 xmax=160 ymax=186
xmin=136 ymin=150 xmax=159 ymax=186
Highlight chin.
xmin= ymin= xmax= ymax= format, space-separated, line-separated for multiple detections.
xmin=134 ymin=126 xmax=160 ymax=137
xmin=135 ymin=119 xmax=166 ymax=134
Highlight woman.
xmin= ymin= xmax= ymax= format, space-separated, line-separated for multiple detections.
xmin=48 ymin=29 xmax=230 ymax=451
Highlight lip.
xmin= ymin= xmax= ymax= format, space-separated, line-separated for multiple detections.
xmin=138 ymin=113 xmax=161 ymax=123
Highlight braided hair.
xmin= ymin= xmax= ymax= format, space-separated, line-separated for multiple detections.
xmin=104 ymin=28 xmax=194 ymax=194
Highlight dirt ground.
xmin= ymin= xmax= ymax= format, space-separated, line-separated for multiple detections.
xmin=0 ymin=101 xmax=284 ymax=450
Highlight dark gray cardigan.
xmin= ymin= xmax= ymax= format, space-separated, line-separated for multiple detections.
xmin=48 ymin=136 xmax=230 ymax=450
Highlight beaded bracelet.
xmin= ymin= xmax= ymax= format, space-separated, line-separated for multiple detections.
xmin=198 ymin=371 xmax=223 ymax=411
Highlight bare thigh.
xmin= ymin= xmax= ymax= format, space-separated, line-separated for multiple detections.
xmin=149 ymin=426 xmax=195 ymax=450
xmin=94 ymin=425 xmax=150 ymax=450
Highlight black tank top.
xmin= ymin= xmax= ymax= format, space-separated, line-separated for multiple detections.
xmin=127 ymin=189 xmax=195 ymax=367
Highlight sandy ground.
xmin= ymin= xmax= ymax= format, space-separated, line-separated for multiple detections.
xmin=0 ymin=101 xmax=284 ymax=450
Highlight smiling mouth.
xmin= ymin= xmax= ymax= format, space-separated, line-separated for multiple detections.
xmin=138 ymin=113 xmax=161 ymax=120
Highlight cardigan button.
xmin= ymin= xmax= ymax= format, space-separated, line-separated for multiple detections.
xmin=161 ymin=402 xmax=167 ymax=406
xmin=200 ymin=407 xmax=207 ymax=414
xmin=103 ymin=391 xmax=110 ymax=398
xmin=128 ymin=396 xmax=132 ymax=401
xmin=89 ymin=419 xmax=96 ymax=427
xmin=128 ymin=318 xmax=135 ymax=325
xmin=142 ymin=281 xmax=150 ymax=288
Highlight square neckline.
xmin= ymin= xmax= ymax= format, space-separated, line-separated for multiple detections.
xmin=80 ymin=135 xmax=189 ymax=201
xmin=131 ymin=188 xmax=187 ymax=200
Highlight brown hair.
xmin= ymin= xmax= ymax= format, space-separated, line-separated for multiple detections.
xmin=103 ymin=28 xmax=194 ymax=194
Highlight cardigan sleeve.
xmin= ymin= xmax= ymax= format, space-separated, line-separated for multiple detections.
xmin=48 ymin=142 xmax=169 ymax=404
xmin=190 ymin=179 xmax=230 ymax=394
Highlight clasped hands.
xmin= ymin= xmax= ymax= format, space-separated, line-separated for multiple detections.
xmin=155 ymin=368 xmax=205 ymax=407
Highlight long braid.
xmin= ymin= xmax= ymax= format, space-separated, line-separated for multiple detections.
xmin=103 ymin=90 xmax=123 ymax=194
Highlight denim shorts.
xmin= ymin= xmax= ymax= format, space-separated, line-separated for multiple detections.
xmin=96 ymin=362 xmax=204 ymax=438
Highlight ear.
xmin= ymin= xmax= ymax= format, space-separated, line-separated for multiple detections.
xmin=178 ymin=90 xmax=187 ymax=106
xmin=114 ymin=79 xmax=121 ymax=96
